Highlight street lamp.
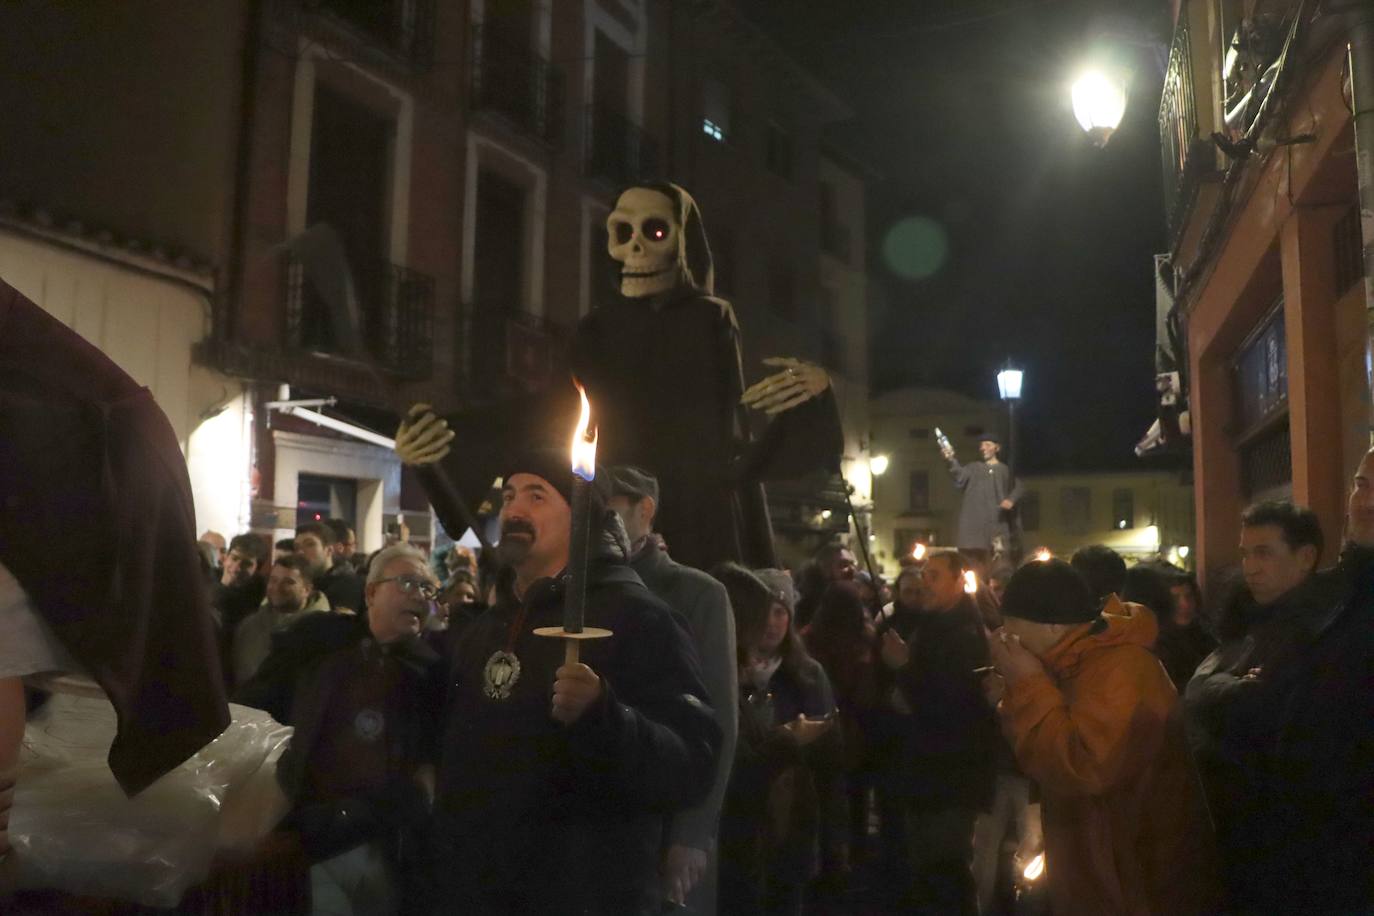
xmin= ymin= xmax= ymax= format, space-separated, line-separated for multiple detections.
xmin=1071 ymin=67 xmax=1129 ymax=147
xmin=870 ymin=454 xmax=890 ymax=477
xmin=997 ymin=362 xmax=1023 ymax=465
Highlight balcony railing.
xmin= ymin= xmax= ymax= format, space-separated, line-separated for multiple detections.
xmin=457 ymin=302 xmax=565 ymax=397
xmin=313 ymin=0 xmax=436 ymax=69
xmin=284 ymin=254 xmax=435 ymax=379
xmin=1159 ymin=7 xmax=1205 ymax=240
xmin=470 ymin=24 xmax=564 ymax=145
xmin=584 ymin=105 xmax=659 ymax=187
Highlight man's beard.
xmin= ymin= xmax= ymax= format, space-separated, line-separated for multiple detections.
xmin=497 ymin=519 xmax=536 ymax=567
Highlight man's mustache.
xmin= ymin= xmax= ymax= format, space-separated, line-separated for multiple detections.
xmin=501 ymin=520 xmax=535 ymax=539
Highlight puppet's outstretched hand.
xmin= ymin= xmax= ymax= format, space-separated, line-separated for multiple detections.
xmin=740 ymin=357 xmax=830 ymax=416
xmin=395 ymin=403 xmax=454 ymax=465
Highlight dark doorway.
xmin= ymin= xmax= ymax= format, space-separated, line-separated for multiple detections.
xmin=297 ymin=474 xmax=358 ymax=529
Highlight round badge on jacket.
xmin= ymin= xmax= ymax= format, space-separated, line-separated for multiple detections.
xmin=483 ymin=649 xmax=522 ymax=700
xmin=354 ymin=708 xmax=385 ymax=742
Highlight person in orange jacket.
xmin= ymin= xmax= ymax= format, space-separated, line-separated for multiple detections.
xmin=987 ymin=558 xmax=1221 ymax=916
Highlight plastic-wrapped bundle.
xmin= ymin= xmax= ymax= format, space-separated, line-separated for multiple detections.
xmin=9 ymin=690 xmax=292 ymax=907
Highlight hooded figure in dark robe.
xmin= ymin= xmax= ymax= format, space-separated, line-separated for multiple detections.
xmin=0 ymin=278 xmax=230 ymax=796
xmin=398 ymin=183 xmax=842 ymax=571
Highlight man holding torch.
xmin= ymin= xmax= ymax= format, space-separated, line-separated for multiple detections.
xmin=431 ymin=444 xmax=721 ymax=914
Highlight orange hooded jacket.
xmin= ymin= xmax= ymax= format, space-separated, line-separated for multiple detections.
xmin=1000 ymin=598 xmax=1222 ymax=916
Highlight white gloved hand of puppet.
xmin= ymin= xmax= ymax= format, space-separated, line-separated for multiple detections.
xmin=394 ymin=403 xmax=454 ymax=466
xmin=740 ymin=357 xmax=830 ymax=416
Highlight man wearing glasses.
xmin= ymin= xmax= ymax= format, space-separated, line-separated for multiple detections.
xmin=235 ymin=543 xmax=446 ymax=915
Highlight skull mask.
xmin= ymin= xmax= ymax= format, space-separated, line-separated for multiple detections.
xmin=607 ymin=187 xmax=680 ymax=298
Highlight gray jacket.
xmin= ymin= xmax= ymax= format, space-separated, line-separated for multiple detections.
xmin=630 ymin=541 xmax=738 ymax=853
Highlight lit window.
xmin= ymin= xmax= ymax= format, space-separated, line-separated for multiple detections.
xmin=702 ymin=78 xmax=731 ymax=143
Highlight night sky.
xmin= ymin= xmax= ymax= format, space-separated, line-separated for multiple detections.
xmin=738 ymin=0 xmax=1182 ymax=473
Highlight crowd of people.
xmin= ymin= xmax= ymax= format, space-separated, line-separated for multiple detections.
xmin=159 ymin=449 xmax=1374 ymax=915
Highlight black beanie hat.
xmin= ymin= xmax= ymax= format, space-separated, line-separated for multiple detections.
xmin=1001 ymin=558 xmax=1100 ymax=625
xmin=503 ymin=447 xmax=575 ymax=506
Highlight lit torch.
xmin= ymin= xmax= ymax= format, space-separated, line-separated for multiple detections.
xmin=963 ymin=569 xmax=978 ymax=595
xmin=912 ymin=542 xmax=927 ymax=562
xmin=565 ymin=383 xmax=597 ymax=636
xmin=1035 ymin=547 xmax=1052 ymax=562
xmin=535 ymin=381 xmax=612 ymax=668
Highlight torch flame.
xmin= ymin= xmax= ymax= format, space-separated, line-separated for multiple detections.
xmin=1023 ymin=852 xmax=1045 ymax=881
xmin=963 ymin=570 xmax=978 ymax=594
xmin=912 ymin=542 xmax=927 ymax=561
xmin=1035 ymin=548 xmax=1052 ymax=562
xmin=570 ymin=382 xmax=597 ymax=482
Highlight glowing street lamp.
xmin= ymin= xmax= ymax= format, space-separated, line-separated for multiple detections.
xmin=997 ymin=361 xmax=1023 ymax=464
xmin=870 ymin=454 xmax=890 ymax=476
xmin=996 ymin=366 xmax=1024 ymax=401
xmin=1071 ymin=67 xmax=1129 ymax=147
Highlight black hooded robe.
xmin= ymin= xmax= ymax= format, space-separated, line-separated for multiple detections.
xmin=422 ymin=184 xmax=842 ymax=571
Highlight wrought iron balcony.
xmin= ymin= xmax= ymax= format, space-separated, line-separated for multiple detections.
xmin=457 ymin=302 xmax=566 ymax=398
xmin=470 ymin=24 xmax=564 ymax=146
xmin=1158 ymin=6 xmax=1206 ymax=241
xmin=284 ymin=254 xmax=435 ymax=379
xmin=584 ymin=105 xmax=659 ymax=187
xmin=312 ymin=0 xmax=436 ymax=70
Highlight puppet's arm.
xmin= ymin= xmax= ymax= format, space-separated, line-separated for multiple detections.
xmin=739 ymin=357 xmax=830 ymax=416
xmin=394 ymin=403 xmax=454 ymax=465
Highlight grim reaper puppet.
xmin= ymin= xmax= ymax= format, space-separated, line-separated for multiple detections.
xmin=396 ymin=183 xmax=843 ymax=570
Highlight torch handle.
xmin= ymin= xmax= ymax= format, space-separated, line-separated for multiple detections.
xmin=564 ymin=639 xmax=581 ymax=667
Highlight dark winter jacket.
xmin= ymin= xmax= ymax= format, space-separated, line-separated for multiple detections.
xmin=239 ymin=612 xmax=444 ymax=912
xmin=721 ymin=653 xmax=838 ymax=905
xmin=1183 ymin=572 xmax=1343 ymax=908
xmin=880 ymin=595 xmax=998 ymax=810
xmin=0 ymin=278 xmax=228 ymax=795
xmin=1153 ymin=621 xmax=1215 ymax=692
xmin=1189 ymin=549 xmax=1374 ymax=913
xmin=433 ymin=555 xmax=721 ymax=915
xmin=629 ymin=539 xmax=739 ymax=854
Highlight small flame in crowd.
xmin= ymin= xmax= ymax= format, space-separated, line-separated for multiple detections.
xmin=963 ymin=570 xmax=978 ymax=594
xmin=1023 ymin=852 xmax=1045 ymax=881
xmin=912 ymin=542 xmax=927 ymax=561
xmin=570 ymin=381 xmax=598 ymax=481
xmin=1035 ymin=547 xmax=1052 ymax=562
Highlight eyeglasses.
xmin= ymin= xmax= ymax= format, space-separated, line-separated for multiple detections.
xmin=375 ymin=576 xmax=439 ymax=601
